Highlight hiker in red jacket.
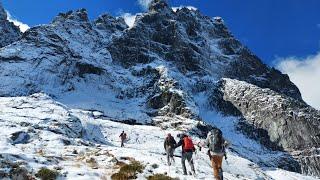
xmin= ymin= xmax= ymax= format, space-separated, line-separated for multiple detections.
xmin=175 ymin=133 xmax=196 ymax=175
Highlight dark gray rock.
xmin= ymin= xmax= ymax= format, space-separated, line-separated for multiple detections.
xmin=217 ymin=78 xmax=320 ymax=176
xmin=0 ymin=158 xmax=31 ymax=180
xmin=75 ymin=62 xmax=103 ymax=77
xmin=292 ymin=148 xmax=320 ymax=177
xmin=148 ymin=0 xmax=170 ymax=12
xmin=148 ymin=90 xmax=192 ymax=118
xmin=47 ymin=115 xmax=83 ymax=138
xmin=0 ymin=3 xmax=21 ymax=47
xmin=108 ymin=0 xmax=301 ymax=100
xmin=10 ymin=166 xmax=30 ymax=180
xmin=93 ymin=14 xmax=128 ymax=35
xmin=10 ymin=131 xmax=30 ymax=144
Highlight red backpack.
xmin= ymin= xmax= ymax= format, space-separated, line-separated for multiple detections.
xmin=183 ymin=136 xmax=195 ymax=151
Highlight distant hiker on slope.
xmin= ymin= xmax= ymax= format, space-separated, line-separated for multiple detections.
xmin=119 ymin=131 xmax=127 ymax=147
xmin=164 ymin=133 xmax=177 ymax=166
xmin=175 ymin=133 xmax=196 ymax=175
xmin=206 ymin=128 xmax=230 ymax=180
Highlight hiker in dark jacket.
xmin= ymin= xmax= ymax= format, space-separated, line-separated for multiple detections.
xmin=164 ymin=133 xmax=176 ymax=166
xmin=175 ymin=133 xmax=196 ymax=175
xmin=119 ymin=131 xmax=127 ymax=147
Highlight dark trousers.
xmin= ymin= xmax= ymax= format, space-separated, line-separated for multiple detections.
xmin=166 ymin=147 xmax=175 ymax=165
xmin=181 ymin=151 xmax=195 ymax=175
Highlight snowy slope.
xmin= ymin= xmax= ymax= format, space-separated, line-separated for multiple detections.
xmin=0 ymin=94 xmax=317 ymax=180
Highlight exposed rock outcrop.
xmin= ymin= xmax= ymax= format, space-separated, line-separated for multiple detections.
xmin=108 ymin=0 xmax=301 ymax=99
xmin=0 ymin=3 xmax=21 ymax=47
xmin=217 ymin=78 xmax=320 ymax=176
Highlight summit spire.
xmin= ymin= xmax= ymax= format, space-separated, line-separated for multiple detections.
xmin=148 ymin=0 xmax=170 ymax=12
xmin=0 ymin=2 xmax=8 ymax=21
xmin=0 ymin=2 xmax=21 ymax=47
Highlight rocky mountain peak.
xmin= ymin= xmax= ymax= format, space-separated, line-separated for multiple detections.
xmin=0 ymin=2 xmax=7 ymax=21
xmin=94 ymin=13 xmax=128 ymax=34
xmin=148 ymin=0 xmax=171 ymax=13
xmin=52 ymin=8 xmax=89 ymax=24
xmin=0 ymin=2 xmax=21 ymax=47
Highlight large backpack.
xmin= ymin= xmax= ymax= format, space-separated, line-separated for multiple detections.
xmin=183 ymin=136 xmax=195 ymax=151
xmin=166 ymin=136 xmax=175 ymax=147
xmin=208 ymin=129 xmax=224 ymax=153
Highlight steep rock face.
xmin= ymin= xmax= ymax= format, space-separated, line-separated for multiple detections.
xmin=0 ymin=1 xmax=301 ymax=116
xmin=0 ymin=8 xmax=158 ymax=122
xmin=0 ymin=9 xmax=119 ymax=96
xmin=218 ymin=78 xmax=320 ymax=176
xmin=0 ymin=3 xmax=21 ymax=47
xmin=108 ymin=0 xmax=301 ymax=99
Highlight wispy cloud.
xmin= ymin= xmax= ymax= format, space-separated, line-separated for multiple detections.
xmin=172 ymin=6 xmax=197 ymax=12
xmin=137 ymin=0 xmax=152 ymax=10
xmin=276 ymin=53 xmax=320 ymax=109
xmin=6 ymin=10 xmax=30 ymax=32
xmin=122 ymin=13 xmax=137 ymax=28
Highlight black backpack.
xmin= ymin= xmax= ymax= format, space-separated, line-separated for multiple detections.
xmin=208 ymin=128 xmax=224 ymax=153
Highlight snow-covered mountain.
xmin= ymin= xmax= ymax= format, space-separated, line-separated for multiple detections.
xmin=0 ymin=0 xmax=319 ymax=179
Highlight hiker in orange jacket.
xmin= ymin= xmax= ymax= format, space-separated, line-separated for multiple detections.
xmin=175 ymin=133 xmax=196 ymax=175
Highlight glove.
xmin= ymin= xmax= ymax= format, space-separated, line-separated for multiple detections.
xmin=207 ymin=150 xmax=212 ymax=159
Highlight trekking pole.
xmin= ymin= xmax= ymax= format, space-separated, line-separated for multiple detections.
xmin=168 ymin=161 xmax=171 ymax=176
xmin=224 ymin=150 xmax=229 ymax=165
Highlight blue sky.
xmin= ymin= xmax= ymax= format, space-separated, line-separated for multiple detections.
xmin=3 ymin=0 xmax=320 ymax=65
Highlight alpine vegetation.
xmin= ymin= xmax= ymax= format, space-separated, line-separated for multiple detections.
xmin=0 ymin=0 xmax=319 ymax=179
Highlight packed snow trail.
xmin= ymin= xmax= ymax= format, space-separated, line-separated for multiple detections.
xmin=94 ymin=119 xmax=316 ymax=180
xmin=0 ymin=94 xmax=317 ymax=179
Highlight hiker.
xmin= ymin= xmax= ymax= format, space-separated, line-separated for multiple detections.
xmin=205 ymin=128 xmax=229 ymax=180
xmin=135 ymin=133 xmax=141 ymax=143
xmin=175 ymin=133 xmax=196 ymax=175
xmin=164 ymin=133 xmax=177 ymax=166
xmin=119 ymin=131 xmax=127 ymax=147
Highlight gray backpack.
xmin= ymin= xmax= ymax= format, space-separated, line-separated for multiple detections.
xmin=208 ymin=129 xmax=224 ymax=153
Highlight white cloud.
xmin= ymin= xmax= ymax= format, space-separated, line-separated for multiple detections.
xmin=122 ymin=13 xmax=137 ymax=28
xmin=172 ymin=6 xmax=197 ymax=12
xmin=138 ymin=0 xmax=152 ymax=10
xmin=6 ymin=11 xmax=29 ymax=32
xmin=276 ymin=53 xmax=320 ymax=109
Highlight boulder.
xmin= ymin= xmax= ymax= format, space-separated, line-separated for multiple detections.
xmin=10 ymin=131 xmax=30 ymax=144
